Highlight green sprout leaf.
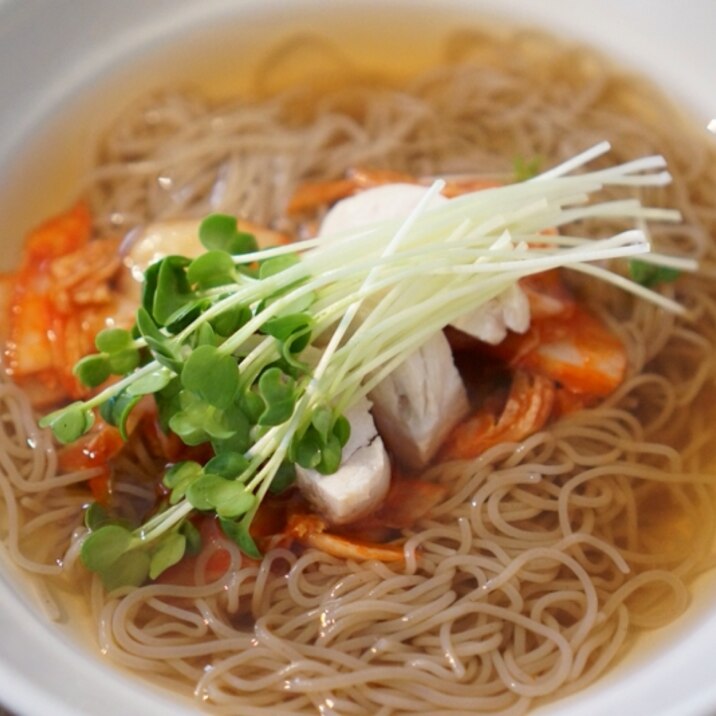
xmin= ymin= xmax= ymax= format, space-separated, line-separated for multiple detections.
xmin=163 ymin=461 xmax=203 ymax=504
xmin=238 ymin=390 xmax=265 ymax=425
xmin=84 ymin=502 xmax=112 ymax=531
xmin=165 ymin=299 xmax=206 ymax=333
xmin=169 ymin=390 xmax=238 ymax=444
xmin=186 ymin=474 xmax=256 ymax=518
xmin=199 ymin=214 xmax=258 ymax=255
xmin=152 ymin=256 xmax=193 ymax=326
xmin=181 ymin=520 xmax=202 ymax=555
xmin=196 ymin=321 xmax=218 ymax=348
xmin=95 ymin=327 xmax=135 ymax=354
xmin=81 ymin=516 xmax=195 ymax=588
xmin=155 ymin=376 xmax=182 ymax=433
xmin=108 ymin=348 xmax=140 ymax=375
xmin=513 ymin=155 xmax=542 ymax=182
xmin=333 ymin=414 xmax=351 ymax=447
xmin=136 ymin=307 xmax=183 ymax=372
xmin=210 ymin=303 xmax=251 ymax=337
xmin=99 ymin=389 xmax=141 ymax=440
xmin=269 ymin=461 xmax=296 ymax=494
xmin=209 ymin=404 xmax=251 ymax=454
xmin=75 ymin=327 xmax=141 ymax=387
xmin=628 ymin=260 xmax=681 ymax=288
xmin=187 ymin=250 xmax=236 ymax=289
xmin=127 ymin=366 xmax=175 ymax=397
xmin=311 ymin=405 xmax=333 ymax=443
xmin=39 ymin=402 xmax=95 ymax=444
xmin=262 ymin=313 xmax=314 ymax=355
xmin=83 ymin=503 xmax=132 ymax=532
xmin=80 ymin=524 xmax=135 ymax=574
xmin=258 ymin=254 xmax=299 ymax=279
xmin=102 ymin=550 xmax=151 ymax=591
xmin=219 ymin=515 xmax=262 ymax=559
xmin=181 ymin=345 xmax=239 ymax=409
xmin=294 ymin=427 xmax=322 ymax=470
xmin=204 ymin=452 xmax=250 ymax=479
xmin=257 ymin=367 xmax=296 ymax=426
xmin=148 ymin=531 xmax=186 ymax=579
xmin=74 ymin=354 xmax=111 ymax=388
xmin=168 ymin=406 xmax=211 ymax=446
xmin=293 ymin=422 xmax=345 ymax=475
xmin=141 ymin=260 xmax=161 ymax=316
xmin=317 ymin=433 xmax=343 ymax=474
xmin=135 ymin=305 xmax=164 ymax=342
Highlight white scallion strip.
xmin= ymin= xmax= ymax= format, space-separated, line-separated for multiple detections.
xmin=229 ymin=144 xmax=692 ymax=476
xmin=535 ymin=140 xmax=612 ymax=180
xmin=570 ymin=262 xmax=686 ymax=315
xmin=113 ymin=144 xmax=694 ymax=520
xmin=229 ymin=150 xmax=697 ymax=476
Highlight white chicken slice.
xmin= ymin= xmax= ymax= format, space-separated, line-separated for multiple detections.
xmin=318 ymin=184 xmax=531 ymax=466
xmin=318 ymin=183 xmax=531 ymax=343
xmin=450 ymin=283 xmax=530 ymax=345
xmin=295 ymin=398 xmax=391 ymax=525
xmin=368 ymin=331 xmax=469 ymax=469
xmin=318 ymin=183 xmax=447 ymax=238
xmin=122 ymin=219 xmax=206 ymax=284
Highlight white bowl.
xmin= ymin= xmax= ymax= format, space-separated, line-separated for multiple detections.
xmin=1 ymin=2 xmax=715 ymax=715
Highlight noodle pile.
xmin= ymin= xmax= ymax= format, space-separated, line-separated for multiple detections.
xmin=3 ymin=27 xmax=716 ymax=716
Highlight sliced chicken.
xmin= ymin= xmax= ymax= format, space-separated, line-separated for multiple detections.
xmin=318 ymin=183 xmax=447 ymax=238
xmin=295 ymin=398 xmax=391 ymax=525
xmin=318 ymin=183 xmax=531 ymax=343
xmin=369 ymin=331 xmax=469 ymax=469
xmin=318 ymin=184 xmax=532 ymax=467
xmin=451 ymin=283 xmax=530 ymax=345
